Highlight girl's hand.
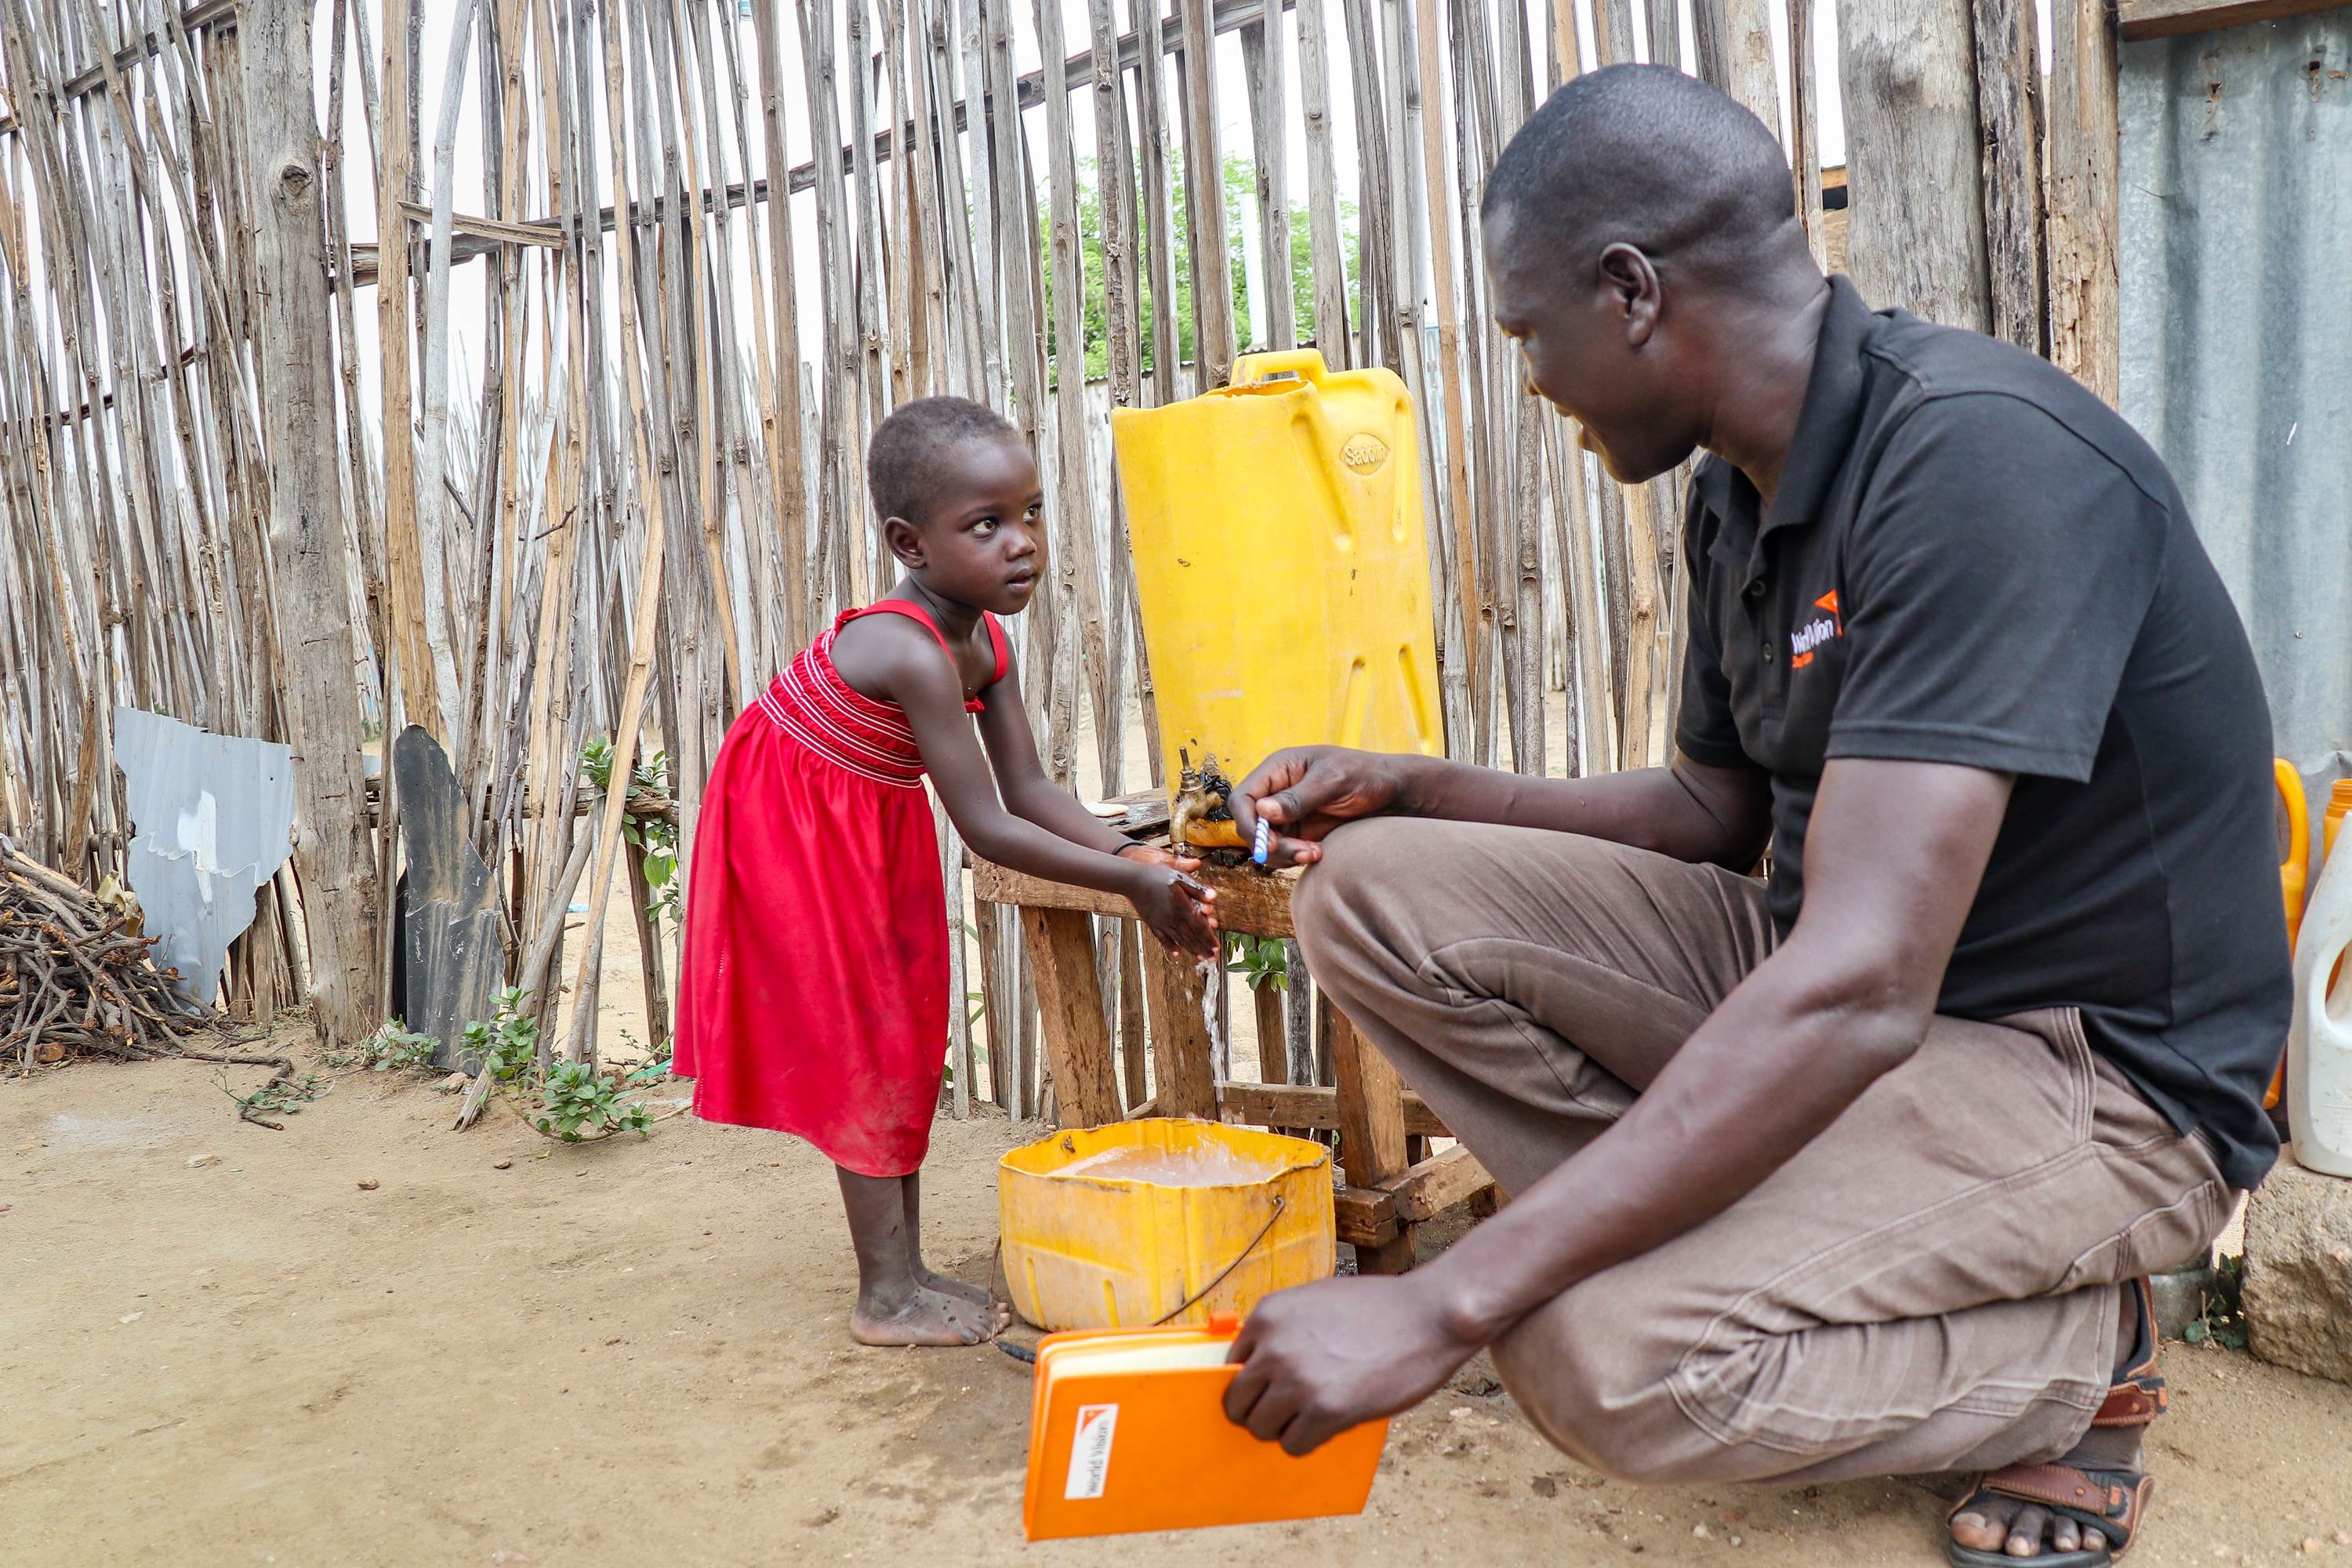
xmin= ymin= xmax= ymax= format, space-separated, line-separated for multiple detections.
xmin=1123 ymin=858 xmax=1220 ymax=959
xmin=1115 ymin=842 xmax=1203 ymax=875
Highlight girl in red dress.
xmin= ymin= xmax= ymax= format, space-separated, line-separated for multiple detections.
xmin=675 ymin=397 xmax=1220 ymax=1347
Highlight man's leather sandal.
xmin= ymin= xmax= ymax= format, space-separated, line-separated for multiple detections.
xmin=1944 ymin=1277 xmax=2165 ymax=1566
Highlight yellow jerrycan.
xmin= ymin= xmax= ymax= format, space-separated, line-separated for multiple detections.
xmin=1112 ymin=349 xmax=1443 ymax=847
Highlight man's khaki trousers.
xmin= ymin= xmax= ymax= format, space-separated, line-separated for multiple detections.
xmin=1294 ymin=819 xmax=2232 ymax=1485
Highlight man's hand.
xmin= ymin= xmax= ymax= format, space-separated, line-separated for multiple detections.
xmin=1231 ymin=747 xmax=1408 ymax=867
xmin=1221 ymin=1274 xmax=1478 ymax=1455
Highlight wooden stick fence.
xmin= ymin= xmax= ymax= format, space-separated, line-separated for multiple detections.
xmin=0 ymin=0 xmax=2122 ymax=1112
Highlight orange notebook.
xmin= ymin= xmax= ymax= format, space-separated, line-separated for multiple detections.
xmin=1021 ymin=1311 xmax=1389 ymax=1541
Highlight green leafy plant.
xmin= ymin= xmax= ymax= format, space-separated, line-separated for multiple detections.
xmin=1225 ymin=934 xmax=1288 ymax=993
xmin=338 ymin=1018 xmax=437 ymax=1073
xmin=582 ymin=738 xmax=682 ymax=928
xmin=2183 ymin=1254 xmax=2249 ymax=1350
xmin=532 ymin=1058 xmax=655 ymax=1142
xmin=459 ymin=989 xmax=659 ymax=1143
xmin=462 ymin=987 xmax=543 ymax=1082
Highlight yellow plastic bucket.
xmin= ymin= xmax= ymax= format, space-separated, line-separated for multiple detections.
xmin=1112 ymin=348 xmax=1443 ymax=834
xmin=998 ymin=1120 xmax=1334 ymax=1331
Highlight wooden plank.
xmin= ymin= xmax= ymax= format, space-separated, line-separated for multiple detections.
xmin=1329 ymin=1006 xmax=1415 ymax=1272
xmin=2118 ymin=0 xmax=2342 ymax=38
xmin=975 ymin=895 xmax=1011 ymax=1106
xmin=1217 ymin=1080 xmax=1452 ymax=1137
xmin=1334 ymin=1187 xmax=1399 ymax=1246
xmin=1118 ymin=919 xmax=1148 ymax=1109
xmin=1333 ymin=1148 xmax=1496 ymax=1244
xmin=375 ymin=0 xmax=439 ymax=746
xmin=1409 ymin=0 xmax=1483 ymax=735
xmin=2047 ymin=0 xmax=2121 ymax=405
xmin=973 ymin=855 xmax=1301 ymax=938
xmin=1973 ymin=0 xmax=2047 ymax=355
xmin=1178 ymin=0 xmax=1236 ymax=387
xmin=1252 ymin=981 xmax=1287 ymax=1084
xmin=1692 ymin=0 xmax=1780 ymax=134
xmin=1786 ymin=0 xmax=1828 ymax=268
xmin=1294 ymin=0 xmax=1350 ymax=361
xmin=1021 ymin=905 xmax=1125 ymax=1127
xmin=1646 ymin=0 xmax=1679 ymax=67
xmin=1388 ymin=1142 xmax=1493 ymax=1222
xmin=1337 ymin=0 xmax=1395 ymax=369
xmin=1036 ymin=0 xmax=1119 ymax=793
xmin=1836 ymin=0 xmax=1992 ymax=332
xmin=1131 ymin=0 xmax=1184 ymax=407
xmin=240 ymin=1 xmax=382 ymax=1047
xmin=1240 ymin=0 xmax=1294 ymax=350
xmin=1144 ymin=941 xmax=1219 ymax=1117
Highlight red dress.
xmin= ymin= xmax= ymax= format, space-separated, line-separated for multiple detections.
xmin=673 ymin=602 xmax=1008 ymax=1177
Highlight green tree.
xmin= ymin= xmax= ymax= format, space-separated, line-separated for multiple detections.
xmin=1043 ymin=153 xmax=1361 ymax=389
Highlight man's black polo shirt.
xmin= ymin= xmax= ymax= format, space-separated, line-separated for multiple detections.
xmin=1676 ymin=275 xmax=2288 ymax=1192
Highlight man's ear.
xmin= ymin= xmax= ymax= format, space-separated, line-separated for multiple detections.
xmin=1597 ymin=241 xmax=1663 ymax=350
xmin=882 ymin=515 xmax=926 ymax=568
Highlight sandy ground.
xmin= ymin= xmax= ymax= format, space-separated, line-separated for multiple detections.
xmin=9 ymin=1040 xmax=2352 ymax=1568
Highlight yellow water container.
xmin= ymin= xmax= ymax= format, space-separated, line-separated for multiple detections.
xmin=1112 ymin=349 xmax=1443 ymax=837
xmin=998 ymin=1120 xmax=1334 ymax=1332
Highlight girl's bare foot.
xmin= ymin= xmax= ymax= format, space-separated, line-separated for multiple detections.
xmin=917 ymin=1265 xmax=1010 ymax=1326
xmin=849 ymin=1283 xmax=998 ymax=1347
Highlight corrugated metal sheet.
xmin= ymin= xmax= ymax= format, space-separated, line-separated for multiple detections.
xmin=2119 ymin=11 xmax=2352 ymax=804
xmin=114 ymin=708 xmax=294 ymax=1005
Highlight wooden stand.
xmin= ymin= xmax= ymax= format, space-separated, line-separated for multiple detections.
xmin=973 ymin=837 xmax=1496 ymax=1276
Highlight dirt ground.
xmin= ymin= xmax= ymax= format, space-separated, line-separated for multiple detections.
xmin=9 ymin=1039 xmax=2352 ymax=1568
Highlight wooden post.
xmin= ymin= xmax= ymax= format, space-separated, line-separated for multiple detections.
xmin=622 ymin=837 xmax=673 ymax=1047
xmin=1254 ymin=979 xmax=1287 ymax=1087
xmin=753 ymin=0 xmax=814 ymax=644
xmin=1022 ymin=905 xmax=1124 ymax=1128
xmin=2045 ymin=0 xmax=2119 ymax=404
xmin=1178 ymin=0 xmax=1236 ymax=387
xmin=1972 ymin=0 xmax=2047 ymax=356
xmin=1295 ymin=0 xmax=1351 ymax=361
xmin=1693 ymin=0 xmax=1781 ymax=134
xmin=1330 ymin=1007 xmax=1415 ymax=1272
xmin=1118 ymin=919 xmax=1148 ymax=1109
xmin=376 ymin=0 xmax=440 ymax=744
xmin=1132 ymin=0 xmax=1182 ymax=407
xmin=1240 ymin=0 xmax=1294 ymax=350
xmin=1835 ymin=0 xmax=1991 ymax=331
xmin=1145 ymin=942 xmax=1218 ymax=1117
xmin=1786 ymin=0 xmax=1828 ymax=268
xmin=1036 ymin=0 xmax=1117 ymax=793
xmin=241 ymin=0 xmax=381 ymax=1047
xmin=975 ymin=895 xmax=1010 ymax=1106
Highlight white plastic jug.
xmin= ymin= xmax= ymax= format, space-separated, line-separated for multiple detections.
xmin=2288 ymin=822 xmax=2352 ymax=1177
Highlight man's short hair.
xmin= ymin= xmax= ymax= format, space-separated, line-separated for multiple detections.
xmin=866 ymin=396 xmax=1021 ymax=525
xmin=1482 ymin=64 xmax=1795 ymax=285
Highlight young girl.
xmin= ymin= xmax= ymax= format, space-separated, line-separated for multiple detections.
xmin=675 ymin=396 xmax=1220 ymax=1348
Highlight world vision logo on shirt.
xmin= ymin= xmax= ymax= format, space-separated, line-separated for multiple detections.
xmin=1789 ymin=590 xmax=1842 ymax=669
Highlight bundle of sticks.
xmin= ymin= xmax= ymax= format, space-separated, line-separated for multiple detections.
xmin=1 ymin=840 xmax=296 ymax=1126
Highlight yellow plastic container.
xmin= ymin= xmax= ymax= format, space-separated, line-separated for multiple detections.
xmin=998 ymin=1120 xmax=1334 ymax=1332
xmin=1112 ymin=349 xmax=1443 ymax=831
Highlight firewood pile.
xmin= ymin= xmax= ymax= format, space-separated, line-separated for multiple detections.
xmin=1 ymin=840 xmax=296 ymax=1125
